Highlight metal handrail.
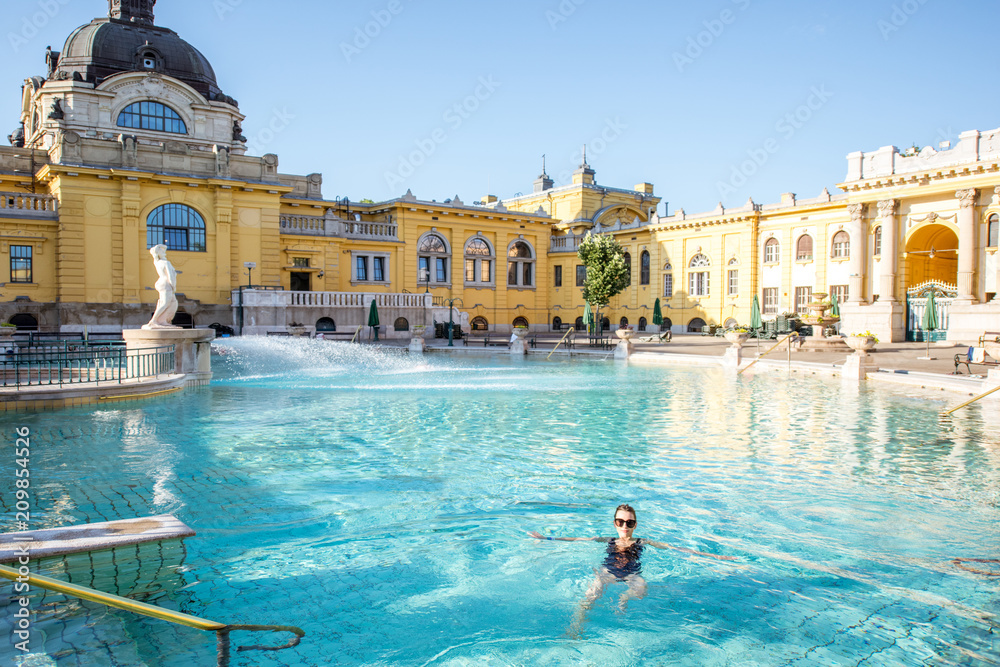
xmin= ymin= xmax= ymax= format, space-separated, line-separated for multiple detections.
xmin=349 ymin=324 xmax=363 ymax=344
xmin=738 ymin=331 xmax=797 ymax=375
xmin=0 ymin=345 xmax=175 ymax=388
xmin=942 ymin=383 xmax=1000 ymax=416
xmin=0 ymin=564 xmax=303 ymax=667
xmin=547 ymin=327 xmax=576 ymax=360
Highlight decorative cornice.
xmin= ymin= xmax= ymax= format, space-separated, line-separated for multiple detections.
xmin=847 ymin=203 xmax=865 ymax=222
xmin=956 ymin=188 xmax=978 ymax=208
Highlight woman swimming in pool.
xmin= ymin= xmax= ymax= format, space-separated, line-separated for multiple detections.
xmin=529 ymin=504 xmax=734 ymax=633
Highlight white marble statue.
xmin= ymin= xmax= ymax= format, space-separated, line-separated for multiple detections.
xmin=143 ymin=244 xmax=180 ymax=329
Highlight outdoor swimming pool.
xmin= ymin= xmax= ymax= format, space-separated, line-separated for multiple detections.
xmin=2 ymin=338 xmax=999 ymax=666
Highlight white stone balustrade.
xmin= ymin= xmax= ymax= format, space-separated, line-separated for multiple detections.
xmin=0 ymin=192 xmax=58 ymax=218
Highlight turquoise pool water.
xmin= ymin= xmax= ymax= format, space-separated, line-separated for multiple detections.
xmin=2 ymin=338 xmax=999 ymax=666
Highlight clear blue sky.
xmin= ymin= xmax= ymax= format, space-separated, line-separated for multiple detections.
xmin=4 ymin=0 xmax=998 ymax=213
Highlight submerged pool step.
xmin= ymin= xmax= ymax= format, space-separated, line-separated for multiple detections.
xmin=0 ymin=514 xmax=195 ymax=563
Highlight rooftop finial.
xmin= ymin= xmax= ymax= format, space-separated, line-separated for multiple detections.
xmin=109 ymin=0 xmax=156 ymax=25
xmin=582 ymin=144 xmax=588 ymax=167
xmin=541 ymin=154 xmax=547 ymax=175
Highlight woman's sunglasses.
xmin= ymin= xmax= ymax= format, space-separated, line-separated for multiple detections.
xmin=614 ymin=518 xmax=636 ymax=528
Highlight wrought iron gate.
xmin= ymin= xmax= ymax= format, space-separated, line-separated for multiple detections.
xmin=906 ymin=281 xmax=955 ymax=342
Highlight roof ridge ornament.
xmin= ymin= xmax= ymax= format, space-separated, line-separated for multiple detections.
xmin=109 ymin=0 xmax=156 ymax=25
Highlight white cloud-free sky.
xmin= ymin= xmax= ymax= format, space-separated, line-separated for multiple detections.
xmin=4 ymin=0 xmax=997 ymax=213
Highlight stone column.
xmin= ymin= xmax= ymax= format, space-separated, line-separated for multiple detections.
xmin=847 ymin=203 xmax=867 ymax=304
xmin=955 ymin=189 xmax=978 ymax=302
xmin=877 ymin=199 xmax=898 ymax=302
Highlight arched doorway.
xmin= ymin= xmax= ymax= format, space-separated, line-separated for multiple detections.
xmin=660 ymin=317 xmax=672 ymax=332
xmin=551 ymin=316 xmax=562 ymax=331
xmin=9 ymin=313 xmax=37 ymax=331
xmin=905 ymin=223 xmax=958 ymax=287
xmin=688 ymin=317 xmax=706 ymax=332
xmin=171 ymin=312 xmax=193 ymax=328
xmin=904 ymin=223 xmax=959 ymax=342
xmin=316 ymin=317 xmax=336 ymax=332
xmin=512 ymin=316 xmax=529 ymax=328
xmin=471 ymin=316 xmax=489 ymax=331
xmin=394 ymin=317 xmax=409 ymax=332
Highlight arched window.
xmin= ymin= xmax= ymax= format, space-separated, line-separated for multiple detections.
xmin=727 ymin=257 xmax=739 ymax=296
xmin=601 ymin=317 xmax=610 ymax=331
xmin=471 ymin=316 xmax=489 ymax=331
xmin=831 ymin=231 xmax=850 ymax=258
xmin=620 ymin=316 xmax=629 ymax=328
xmin=988 ymin=214 xmax=999 ymax=248
xmin=574 ymin=316 xmax=585 ymax=331
xmin=316 ymin=317 xmax=336 ymax=332
xmin=512 ymin=316 xmax=529 ymax=328
xmin=394 ymin=317 xmax=409 ymax=332
xmin=507 ymin=240 xmax=535 ymax=288
xmin=464 ymin=237 xmax=495 ymax=285
xmin=147 ymin=204 xmax=206 ymax=252
xmin=688 ymin=317 xmax=706 ymax=332
xmin=661 ymin=317 xmax=672 ymax=332
xmin=640 ymin=250 xmax=650 ymax=285
xmin=764 ymin=238 xmax=780 ymax=263
xmin=418 ymin=233 xmax=450 ymax=286
xmin=638 ymin=316 xmax=647 ymax=330
xmin=172 ymin=311 xmax=193 ymax=328
xmin=623 ymin=252 xmax=632 ymax=286
xmin=9 ymin=313 xmax=38 ymax=330
xmin=117 ymin=101 xmax=187 ymax=134
xmin=552 ymin=316 xmax=562 ymax=331
xmin=873 ymin=226 xmax=882 ymax=256
xmin=796 ymin=235 xmax=813 ymax=261
xmin=689 ymin=253 xmax=710 ymax=297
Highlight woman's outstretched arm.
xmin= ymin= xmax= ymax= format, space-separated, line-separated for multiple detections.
xmin=645 ymin=540 xmax=737 ymax=561
xmin=528 ymin=531 xmax=604 ymax=542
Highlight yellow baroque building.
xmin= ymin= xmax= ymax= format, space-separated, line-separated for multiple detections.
xmin=2 ymin=1 xmax=998 ymax=342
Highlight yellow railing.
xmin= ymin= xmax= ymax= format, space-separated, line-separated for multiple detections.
xmin=546 ymin=328 xmax=576 ymax=360
xmin=738 ymin=331 xmax=797 ymax=375
xmin=942 ymin=383 xmax=1000 ymax=416
xmin=350 ymin=324 xmax=363 ymax=344
xmin=0 ymin=564 xmax=303 ymax=666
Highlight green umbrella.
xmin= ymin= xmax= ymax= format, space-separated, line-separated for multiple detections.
xmin=921 ymin=288 xmax=939 ymax=357
xmin=652 ymin=298 xmax=663 ymax=326
xmin=829 ymin=293 xmax=840 ymax=318
xmin=750 ymin=294 xmax=763 ymax=331
xmin=368 ymin=299 xmax=380 ymax=341
xmin=583 ymin=302 xmax=593 ymax=334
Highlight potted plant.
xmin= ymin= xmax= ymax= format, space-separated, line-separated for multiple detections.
xmin=846 ymin=331 xmax=878 ymax=355
xmin=286 ymin=322 xmax=307 ymax=337
xmin=724 ymin=326 xmax=750 ymax=346
xmin=411 ymin=324 xmax=427 ymax=339
xmin=615 ymin=324 xmax=635 ymax=341
xmin=512 ymin=325 xmax=529 ymax=340
xmin=0 ymin=323 xmax=16 ymax=340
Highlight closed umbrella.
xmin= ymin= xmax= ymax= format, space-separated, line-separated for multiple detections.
xmin=921 ymin=288 xmax=939 ymax=358
xmin=583 ymin=302 xmax=593 ymax=334
xmin=652 ymin=298 xmax=663 ymax=327
xmin=368 ymin=299 xmax=380 ymax=341
xmin=750 ymin=294 xmax=763 ymax=332
xmin=829 ymin=293 xmax=840 ymax=318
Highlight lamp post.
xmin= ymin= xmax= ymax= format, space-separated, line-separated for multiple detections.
xmin=443 ymin=297 xmax=463 ymax=347
xmin=243 ymin=261 xmax=256 ymax=288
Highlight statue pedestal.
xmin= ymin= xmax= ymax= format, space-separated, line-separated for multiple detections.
xmin=842 ymin=352 xmax=877 ymax=382
xmin=123 ymin=328 xmax=214 ymax=386
xmin=613 ymin=340 xmax=633 ymax=360
xmin=723 ymin=345 xmax=742 ymax=368
xmin=409 ymin=337 xmax=426 ymax=355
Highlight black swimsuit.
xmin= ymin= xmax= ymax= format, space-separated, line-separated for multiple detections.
xmin=603 ymin=538 xmax=642 ymax=579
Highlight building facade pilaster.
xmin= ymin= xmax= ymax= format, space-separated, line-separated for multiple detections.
xmin=847 ymin=203 xmax=867 ymax=304
xmin=955 ymin=188 xmax=978 ymax=301
xmin=877 ymin=199 xmax=898 ymax=302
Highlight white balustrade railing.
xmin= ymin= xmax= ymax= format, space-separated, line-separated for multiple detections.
xmin=238 ymin=289 xmax=432 ymax=309
xmin=550 ymin=234 xmax=585 ymax=253
xmin=0 ymin=192 xmax=58 ymax=217
xmin=343 ymin=221 xmax=398 ymax=240
xmin=280 ymin=215 xmax=326 ymax=235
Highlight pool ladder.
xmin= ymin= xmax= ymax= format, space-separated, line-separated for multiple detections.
xmin=0 ymin=564 xmax=304 ymax=666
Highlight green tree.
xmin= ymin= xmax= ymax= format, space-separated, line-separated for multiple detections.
xmin=577 ymin=233 xmax=629 ymax=326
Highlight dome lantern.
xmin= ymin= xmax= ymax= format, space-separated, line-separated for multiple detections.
xmin=109 ymin=0 xmax=156 ymax=25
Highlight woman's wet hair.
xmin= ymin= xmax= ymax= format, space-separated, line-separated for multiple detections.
xmin=615 ymin=504 xmax=636 ymax=521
